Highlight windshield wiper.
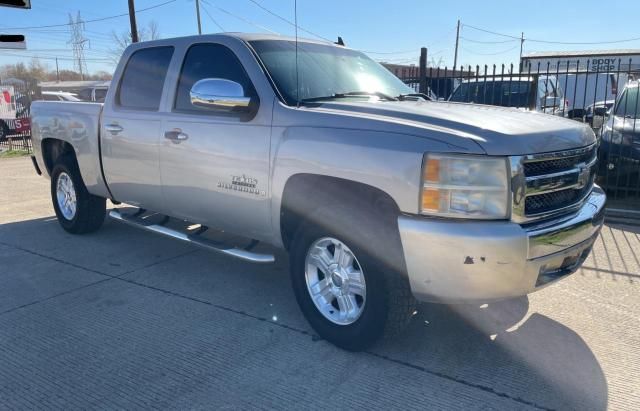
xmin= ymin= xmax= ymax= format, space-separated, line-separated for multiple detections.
xmin=300 ymin=90 xmax=398 ymax=104
xmin=397 ymin=93 xmax=432 ymax=101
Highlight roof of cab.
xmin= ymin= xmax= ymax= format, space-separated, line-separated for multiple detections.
xmin=135 ymin=32 xmax=336 ymax=47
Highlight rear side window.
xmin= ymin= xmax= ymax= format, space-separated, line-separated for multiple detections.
xmin=118 ymin=46 xmax=174 ymax=110
xmin=174 ymin=43 xmax=257 ymax=112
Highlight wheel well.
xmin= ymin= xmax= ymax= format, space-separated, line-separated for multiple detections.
xmin=280 ymin=174 xmax=401 ymax=250
xmin=41 ymin=139 xmax=76 ymax=175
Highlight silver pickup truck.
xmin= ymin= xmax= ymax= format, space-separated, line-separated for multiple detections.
xmin=30 ymin=33 xmax=605 ymax=351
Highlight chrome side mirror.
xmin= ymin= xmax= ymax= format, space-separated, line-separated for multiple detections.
xmin=190 ymin=78 xmax=252 ymax=111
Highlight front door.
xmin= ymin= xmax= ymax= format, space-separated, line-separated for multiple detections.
xmin=159 ymin=42 xmax=272 ymax=241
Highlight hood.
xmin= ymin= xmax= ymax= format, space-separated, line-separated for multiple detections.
xmin=610 ymin=115 xmax=640 ymax=135
xmin=308 ymin=100 xmax=596 ymax=155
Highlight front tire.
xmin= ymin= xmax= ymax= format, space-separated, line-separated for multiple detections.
xmin=290 ymin=205 xmax=415 ymax=351
xmin=50 ymin=155 xmax=106 ymax=234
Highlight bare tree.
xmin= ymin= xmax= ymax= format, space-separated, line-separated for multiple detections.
xmin=109 ymin=20 xmax=161 ymax=64
xmin=0 ymin=59 xmax=50 ymax=82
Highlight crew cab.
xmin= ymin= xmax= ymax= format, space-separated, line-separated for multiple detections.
xmin=30 ymin=34 xmax=605 ymax=351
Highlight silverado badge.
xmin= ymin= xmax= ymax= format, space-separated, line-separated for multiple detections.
xmin=218 ymin=175 xmax=266 ymax=196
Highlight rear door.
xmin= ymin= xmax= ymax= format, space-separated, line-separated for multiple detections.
xmin=158 ymin=40 xmax=273 ymax=241
xmin=100 ymin=45 xmax=174 ymax=211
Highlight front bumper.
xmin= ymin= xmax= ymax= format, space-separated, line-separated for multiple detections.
xmin=398 ymin=186 xmax=606 ymax=302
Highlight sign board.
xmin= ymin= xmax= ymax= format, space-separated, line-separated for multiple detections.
xmin=14 ymin=117 xmax=30 ymax=133
xmin=522 ymin=54 xmax=640 ymax=73
xmin=0 ymin=34 xmax=26 ymax=49
xmin=0 ymin=0 xmax=31 ymax=9
xmin=0 ymin=86 xmax=17 ymax=120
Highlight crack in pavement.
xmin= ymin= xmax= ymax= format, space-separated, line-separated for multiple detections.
xmin=1 ymin=241 xmax=551 ymax=410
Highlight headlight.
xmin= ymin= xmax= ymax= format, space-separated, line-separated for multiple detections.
xmin=421 ymin=154 xmax=510 ymax=219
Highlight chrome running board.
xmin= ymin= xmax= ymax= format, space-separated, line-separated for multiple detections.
xmin=108 ymin=209 xmax=275 ymax=264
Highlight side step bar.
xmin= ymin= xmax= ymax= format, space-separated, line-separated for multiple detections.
xmin=108 ymin=210 xmax=275 ymax=264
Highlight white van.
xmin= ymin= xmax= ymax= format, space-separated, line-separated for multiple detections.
xmin=558 ymin=72 xmax=629 ymax=119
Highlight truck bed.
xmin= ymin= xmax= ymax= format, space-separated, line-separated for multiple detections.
xmin=30 ymin=101 xmax=111 ymax=198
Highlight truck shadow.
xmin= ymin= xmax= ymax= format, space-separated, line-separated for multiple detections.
xmin=374 ymin=297 xmax=608 ymax=410
xmin=0 ymin=215 xmax=608 ymax=410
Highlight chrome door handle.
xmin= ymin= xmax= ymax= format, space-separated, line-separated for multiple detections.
xmin=164 ymin=130 xmax=189 ymax=143
xmin=105 ymin=124 xmax=123 ymax=134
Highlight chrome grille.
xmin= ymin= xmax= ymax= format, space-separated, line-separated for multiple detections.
xmin=523 ymin=149 xmax=596 ymax=176
xmin=511 ymin=144 xmax=598 ymax=223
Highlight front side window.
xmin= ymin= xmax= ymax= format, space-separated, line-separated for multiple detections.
xmin=117 ymin=46 xmax=174 ymax=110
xmin=174 ymin=43 xmax=257 ymax=112
xmin=249 ymin=40 xmax=413 ymax=105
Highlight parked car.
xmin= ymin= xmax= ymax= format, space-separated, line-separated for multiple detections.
xmin=584 ymin=99 xmax=615 ymax=131
xmin=77 ymin=86 xmax=109 ymax=102
xmin=558 ymin=72 xmax=629 ymax=119
xmin=30 ymin=33 xmax=605 ymax=351
xmin=448 ymin=76 xmax=566 ymax=115
xmin=41 ymin=91 xmax=81 ymax=102
xmin=598 ymin=81 xmax=640 ymax=180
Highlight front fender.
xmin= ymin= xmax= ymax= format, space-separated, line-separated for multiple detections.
xmin=269 ymin=126 xmax=478 ymax=246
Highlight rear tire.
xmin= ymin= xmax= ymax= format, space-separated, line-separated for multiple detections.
xmin=289 ymin=204 xmax=416 ymax=351
xmin=50 ymin=155 xmax=106 ymax=234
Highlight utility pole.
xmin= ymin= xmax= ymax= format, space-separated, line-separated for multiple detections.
xmin=419 ymin=47 xmax=427 ymax=94
xmin=519 ymin=32 xmax=525 ymax=72
xmin=195 ymin=0 xmax=202 ymax=35
xmin=453 ymin=19 xmax=460 ymax=71
xmin=55 ymin=57 xmax=60 ymax=82
xmin=128 ymin=0 xmax=139 ymax=43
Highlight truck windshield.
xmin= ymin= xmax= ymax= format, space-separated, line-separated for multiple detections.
xmin=249 ymin=40 xmax=414 ymax=105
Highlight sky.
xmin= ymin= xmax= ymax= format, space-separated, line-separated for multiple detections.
xmin=1 ymin=0 xmax=640 ymax=76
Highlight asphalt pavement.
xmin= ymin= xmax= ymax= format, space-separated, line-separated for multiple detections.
xmin=1 ymin=156 xmax=639 ymax=410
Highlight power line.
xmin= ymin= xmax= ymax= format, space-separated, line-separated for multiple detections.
xmin=460 ymin=45 xmax=519 ymax=56
xmin=463 ymin=24 xmax=520 ymax=40
xmin=200 ymin=3 xmax=225 ymax=32
xmin=460 ymin=37 xmax=517 ymax=44
xmin=464 ymin=23 xmax=640 ymax=45
xmin=202 ymin=0 xmax=279 ymax=34
xmin=0 ymin=52 xmax=112 ymax=62
xmin=245 ymin=0 xmax=331 ymax=42
xmin=0 ymin=0 xmax=177 ymax=31
xmin=526 ymin=36 xmax=640 ymax=45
